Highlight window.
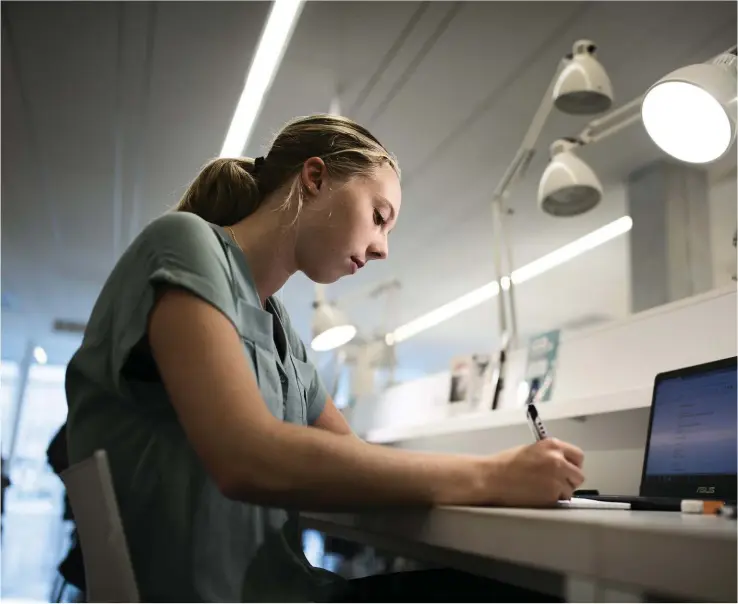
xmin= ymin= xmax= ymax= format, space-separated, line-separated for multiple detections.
xmin=1 ymin=363 xmax=69 ymax=602
xmin=1 ymin=362 xmax=19 ymax=459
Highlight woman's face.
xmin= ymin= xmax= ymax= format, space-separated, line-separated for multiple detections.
xmin=295 ymin=159 xmax=401 ymax=284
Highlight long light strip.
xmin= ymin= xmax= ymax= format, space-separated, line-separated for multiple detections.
xmin=388 ymin=215 xmax=633 ymax=345
xmin=510 ymin=215 xmax=633 ymax=284
xmin=387 ymin=282 xmax=501 ymax=345
xmin=220 ymin=0 xmax=304 ymax=158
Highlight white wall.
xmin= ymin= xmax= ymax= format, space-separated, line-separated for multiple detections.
xmin=387 ymin=170 xmax=734 ymax=380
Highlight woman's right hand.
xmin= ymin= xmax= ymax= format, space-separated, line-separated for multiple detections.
xmin=481 ymin=438 xmax=585 ymax=507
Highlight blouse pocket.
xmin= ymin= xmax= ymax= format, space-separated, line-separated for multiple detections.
xmin=236 ymin=300 xmax=283 ymax=421
xmin=290 ymin=357 xmax=316 ymax=425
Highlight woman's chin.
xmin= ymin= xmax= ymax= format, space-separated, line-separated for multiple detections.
xmin=303 ymin=266 xmax=345 ymax=285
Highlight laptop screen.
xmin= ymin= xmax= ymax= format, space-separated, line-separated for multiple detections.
xmin=642 ymin=357 xmax=737 ymax=499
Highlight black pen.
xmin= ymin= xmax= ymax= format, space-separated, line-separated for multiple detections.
xmin=526 ymin=403 xmax=549 ymax=441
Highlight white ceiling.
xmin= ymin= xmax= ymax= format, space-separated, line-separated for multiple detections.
xmin=2 ymin=1 xmax=736 ymax=376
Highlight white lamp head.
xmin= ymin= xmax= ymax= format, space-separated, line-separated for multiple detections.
xmin=554 ymin=40 xmax=614 ymax=115
xmin=538 ymin=138 xmax=603 ymax=217
xmin=311 ymin=301 xmax=357 ymax=352
xmin=33 ymin=346 xmax=48 ymax=365
xmin=641 ymin=53 xmax=737 ymax=164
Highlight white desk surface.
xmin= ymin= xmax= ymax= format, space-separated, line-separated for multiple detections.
xmin=302 ymin=506 xmax=737 ymax=602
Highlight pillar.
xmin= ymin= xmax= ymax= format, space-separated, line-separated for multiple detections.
xmin=626 ymin=160 xmax=712 ymax=313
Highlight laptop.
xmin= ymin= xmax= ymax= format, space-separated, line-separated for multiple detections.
xmin=564 ymin=356 xmax=737 ymax=511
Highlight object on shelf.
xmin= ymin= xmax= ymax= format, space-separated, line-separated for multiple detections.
xmin=523 ymin=330 xmax=560 ymax=403
xmin=489 ymin=344 xmax=506 ymax=411
xmin=448 ymin=354 xmax=497 ymax=411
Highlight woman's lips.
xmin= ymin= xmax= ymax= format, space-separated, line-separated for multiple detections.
xmin=350 ymin=256 xmax=365 ymax=273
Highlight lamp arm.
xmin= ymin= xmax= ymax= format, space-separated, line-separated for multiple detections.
xmin=492 ymin=57 xmax=568 ymax=204
xmin=575 ymin=95 xmax=643 ymax=145
xmin=489 ymin=200 xmax=513 ymax=346
xmin=314 ymin=283 xmax=327 ymax=305
xmin=490 ymin=58 xmax=567 ymax=352
xmin=575 ymin=44 xmax=737 ymax=149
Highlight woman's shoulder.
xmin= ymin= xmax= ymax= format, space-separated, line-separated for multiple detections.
xmin=137 ymin=211 xmax=223 ymax=247
xmin=125 ymin=212 xmax=232 ymax=273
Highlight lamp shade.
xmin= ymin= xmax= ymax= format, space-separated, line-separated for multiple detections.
xmin=538 ymin=139 xmax=603 ymax=217
xmin=311 ymin=301 xmax=357 ymax=352
xmin=642 ymin=54 xmax=737 ymax=164
xmin=553 ymin=40 xmax=614 ymax=115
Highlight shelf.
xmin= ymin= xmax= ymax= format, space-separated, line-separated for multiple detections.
xmin=366 ymin=387 xmax=653 ymax=444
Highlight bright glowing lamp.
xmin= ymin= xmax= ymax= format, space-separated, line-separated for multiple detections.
xmin=642 ymin=53 xmax=737 ymax=164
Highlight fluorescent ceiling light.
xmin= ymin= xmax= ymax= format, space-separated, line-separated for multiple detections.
xmin=387 ymin=282 xmax=500 ymax=345
xmin=388 ymin=216 xmax=633 ymax=344
xmin=510 ymin=216 xmax=633 ymax=284
xmin=220 ymin=0 xmax=304 ymax=158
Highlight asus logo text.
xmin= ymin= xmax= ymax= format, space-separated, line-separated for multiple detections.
xmin=696 ymin=486 xmax=715 ymax=494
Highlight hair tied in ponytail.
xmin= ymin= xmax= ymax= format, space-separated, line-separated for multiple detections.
xmin=175 ymin=114 xmax=398 ymax=227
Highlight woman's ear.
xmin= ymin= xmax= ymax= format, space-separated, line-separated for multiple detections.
xmin=300 ymin=157 xmax=326 ymax=196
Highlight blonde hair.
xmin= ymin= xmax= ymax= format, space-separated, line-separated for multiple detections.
xmin=176 ymin=114 xmax=400 ymax=226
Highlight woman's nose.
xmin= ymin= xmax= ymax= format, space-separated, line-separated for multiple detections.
xmin=367 ymin=237 xmax=388 ymax=261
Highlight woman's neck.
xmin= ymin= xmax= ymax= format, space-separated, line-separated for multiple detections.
xmin=229 ymin=202 xmax=298 ymax=306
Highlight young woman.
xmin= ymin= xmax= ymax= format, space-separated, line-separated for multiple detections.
xmin=65 ymin=114 xmax=584 ymax=602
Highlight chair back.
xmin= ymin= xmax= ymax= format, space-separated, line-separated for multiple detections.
xmin=61 ymin=450 xmax=140 ymax=603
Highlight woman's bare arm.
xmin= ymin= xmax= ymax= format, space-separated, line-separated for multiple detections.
xmin=148 ymin=288 xmax=585 ymax=510
xmin=148 ymin=289 xmax=485 ymax=509
xmin=313 ymin=398 xmax=354 ymax=437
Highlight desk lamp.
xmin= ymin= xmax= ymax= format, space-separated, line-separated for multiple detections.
xmin=311 ymin=292 xmax=357 ymax=352
xmin=537 ymin=46 xmax=737 ymax=218
xmin=489 ymin=39 xmax=613 ymax=349
xmin=642 ymin=49 xmax=737 ymax=164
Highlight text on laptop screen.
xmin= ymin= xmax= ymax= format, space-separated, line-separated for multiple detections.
xmin=645 ymin=364 xmax=737 ymax=477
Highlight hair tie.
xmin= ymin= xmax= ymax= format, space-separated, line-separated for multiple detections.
xmin=253 ymin=156 xmax=265 ymax=174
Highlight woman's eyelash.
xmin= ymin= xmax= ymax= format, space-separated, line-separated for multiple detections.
xmin=374 ymin=209 xmax=387 ymax=226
